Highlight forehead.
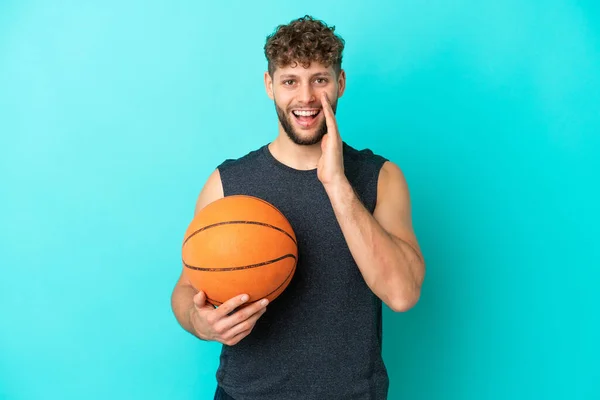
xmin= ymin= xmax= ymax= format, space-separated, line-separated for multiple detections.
xmin=274 ymin=61 xmax=334 ymax=78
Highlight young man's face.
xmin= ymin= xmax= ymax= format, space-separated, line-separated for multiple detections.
xmin=265 ymin=62 xmax=346 ymax=146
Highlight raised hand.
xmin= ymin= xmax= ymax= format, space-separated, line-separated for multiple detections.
xmin=317 ymin=92 xmax=345 ymax=188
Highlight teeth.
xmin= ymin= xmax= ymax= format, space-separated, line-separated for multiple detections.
xmin=293 ymin=110 xmax=319 ymax=117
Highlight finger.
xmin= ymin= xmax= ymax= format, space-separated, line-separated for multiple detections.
xmin=222 ymin=306 xmax=267 ymax=341
xmin=224 ymin=327 xmax=253 ymax=346
xmin=216 ymin=298 xmax=269 ymax=333
xmin=193 ymin=290 xmax=206 ymax=309
xmin=320 ymin=133 xmax=329 ymax=150
xmin=320 ymin=92 xmax=338 ymax=135
xmin=213 ymin=294 xmax=250 ymax=319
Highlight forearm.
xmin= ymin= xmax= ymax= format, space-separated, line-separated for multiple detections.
xmin=171 ymin=283 xmax=202 ymax=339
xmin=325 ymin=178 xmax=424 ymax=311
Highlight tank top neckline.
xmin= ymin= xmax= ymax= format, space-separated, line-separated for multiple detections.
xmin=261 ymin=143 xmax=319 ymax=176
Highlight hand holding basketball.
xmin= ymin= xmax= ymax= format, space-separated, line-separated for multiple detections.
xmin=190 ymin=290 xmax=269 ymax=346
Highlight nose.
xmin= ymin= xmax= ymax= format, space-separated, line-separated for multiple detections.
xmin=297 ymin=82 xmax=316 ymax=105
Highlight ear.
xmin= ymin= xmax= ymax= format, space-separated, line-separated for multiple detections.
xmin=337 ymin=69 xmax=346 ymax=99
xmin=264 ymin=71 xmax=274 ymax=100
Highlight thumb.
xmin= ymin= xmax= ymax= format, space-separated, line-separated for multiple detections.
xmin=193 ymin=290 xmax=206 ymax=309
xmin=321 ymin=134 xmax=329 ymax=151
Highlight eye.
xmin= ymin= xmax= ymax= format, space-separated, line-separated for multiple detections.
xmin=315 ymin=78 xmax=328 ymax=84
xmin=283 ymin=79 xmax=295 ymax=85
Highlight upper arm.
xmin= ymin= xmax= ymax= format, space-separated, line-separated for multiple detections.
xmin=193 ymin=168 xmax=225 ymax=216
xmin=373 ymin=161 xmax=423 ymax=261
xmin=176 ymin=168 xmax=225 ymax=287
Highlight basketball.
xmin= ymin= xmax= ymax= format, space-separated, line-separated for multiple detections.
xmin=182 ymin=195 xmax=298 ymax=307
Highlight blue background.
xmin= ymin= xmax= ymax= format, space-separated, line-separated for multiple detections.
xmin=1 ymin=1 xmax=599 ymax=399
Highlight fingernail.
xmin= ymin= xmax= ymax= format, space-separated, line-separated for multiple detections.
xmin=261 ymin=299 xmax=269 ymax=306
xmin=241 ymin=295 xmax=249 ymax=302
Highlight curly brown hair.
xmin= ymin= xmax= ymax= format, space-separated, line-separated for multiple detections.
xmin=264 ymin=15 xmax=345 ymax=77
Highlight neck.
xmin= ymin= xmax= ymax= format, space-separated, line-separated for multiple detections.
xmin=268 ymin=131 xmax=322 ymax=171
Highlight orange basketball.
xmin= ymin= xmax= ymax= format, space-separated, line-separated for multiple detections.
xmin=182 ymin=195 xmax=297 ymax=307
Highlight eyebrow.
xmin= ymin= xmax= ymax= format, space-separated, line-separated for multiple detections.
xmin=279 ymin=72 xmax=332 ymax=80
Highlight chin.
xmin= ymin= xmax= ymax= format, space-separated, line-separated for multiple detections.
xmin=287 ymin=127 xmax=326 ymax=146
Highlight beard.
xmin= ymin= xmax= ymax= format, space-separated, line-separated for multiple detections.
xmin=274 ymin=98 xmax=337 ymax=146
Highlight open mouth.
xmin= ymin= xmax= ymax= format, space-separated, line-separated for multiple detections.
xmin=291 ymin=109 xmax=321 ymax=127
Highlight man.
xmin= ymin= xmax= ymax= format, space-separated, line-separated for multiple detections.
xmin=171 ymin=15 xmax=425 ymax=400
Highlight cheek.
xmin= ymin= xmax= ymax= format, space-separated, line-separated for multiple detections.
xmin=273 ymin=98 xmax=289 ymax=114
xmin=320 ymin=85 xmax=337 ymax=99
xmin=274 ymin=94 xmax=293 ymax=110
xmin=318 ymin=88 xmax=337 ymax=104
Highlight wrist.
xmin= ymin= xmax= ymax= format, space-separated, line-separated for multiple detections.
xmin=323 ymin=175 xmax=353 ymax=203
xmin=188 ymin=304 xmax=202 ymax=337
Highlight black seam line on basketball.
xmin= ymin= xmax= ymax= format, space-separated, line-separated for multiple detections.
xmin=207 ymin=297 xmax=222 ymax=305
xmin=263 ymin=260 xmax=296 ymax=297
xmin=250 ymin=197 xmax=291 ymax=223
xmin=183 ymin=254 xmax=297 ymax=272
xmin=183 ymin=220 xmax=296 ymax=246
xmin=206 ymin=261 xmax=296 ymax=305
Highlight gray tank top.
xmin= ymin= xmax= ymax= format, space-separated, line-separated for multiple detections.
xmin=214 ymin=142 xmax=389 ymax=400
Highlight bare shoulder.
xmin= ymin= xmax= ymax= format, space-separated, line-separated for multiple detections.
xmin=376 ymin=161 xmax=410 ymax=210
xmin=194 ymin=168 xmax=225 ymax=215
xmin=373 ymin=160 xmax=421 ymax=254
